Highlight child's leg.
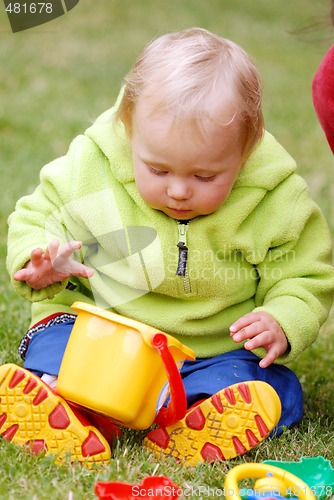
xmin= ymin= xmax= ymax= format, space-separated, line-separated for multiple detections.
xmin=143 ymin=349 xmax=303 ymax=465
xmin=0 ymin=363 xmax=111 ymax=467
xmin=41 ymin=373 xmax=57 ymax=388
xmin=21 ymin=317 xmax=75 ymax=376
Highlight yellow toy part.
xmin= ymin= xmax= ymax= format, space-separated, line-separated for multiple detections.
xmin=224 ymin=463 xmax=316 ymax=500
xmin=57 ymin=302 xmax=195 ymax=430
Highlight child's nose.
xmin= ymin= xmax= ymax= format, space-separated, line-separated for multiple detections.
xmin=167 ymin=179 xmax=191 ymax=200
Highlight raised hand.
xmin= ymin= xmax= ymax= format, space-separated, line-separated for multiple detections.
xmin=13 ymin=239 xmax=94 ymax=290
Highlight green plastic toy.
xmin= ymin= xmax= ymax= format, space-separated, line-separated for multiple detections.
xmin=263 ymin=456 xmax=334 ymax=499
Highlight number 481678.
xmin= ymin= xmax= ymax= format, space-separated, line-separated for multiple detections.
xmin=5 ymin=3 xmax=53 ymax=14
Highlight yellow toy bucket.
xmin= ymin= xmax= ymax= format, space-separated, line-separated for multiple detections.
xmin=57 ymin=302 xmax=195 ymax=430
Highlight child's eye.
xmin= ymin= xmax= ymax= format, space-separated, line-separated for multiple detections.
xmin=147 ymin=165 xmax=168 ymax=176
xmin=195 ymin=175 xmax=216 ymax=182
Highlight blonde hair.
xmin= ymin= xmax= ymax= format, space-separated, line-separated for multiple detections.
xmin=116 ymin=27 xmax=264 ymax=157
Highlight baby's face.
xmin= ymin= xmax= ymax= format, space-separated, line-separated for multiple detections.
xmin=131 ymin=99 xmax=245 ymax=220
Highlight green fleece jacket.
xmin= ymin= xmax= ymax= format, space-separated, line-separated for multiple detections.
xmin=7 ymin=106 xmax=334 ymax=363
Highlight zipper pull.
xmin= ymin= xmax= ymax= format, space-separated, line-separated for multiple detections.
xmin=176 ymin=221 xmax=189 ymax=276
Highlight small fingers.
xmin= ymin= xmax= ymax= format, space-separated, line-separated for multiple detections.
xmin=70 ymin=263 xmax=94 ymax=278
xmin=59 ymin=240 xmax=82 ymax=258
xmin=244 ymin=331 xmax=272 ymax=351
xmin=50 ymin=240 xmax=83 ymax=272
xmin=259 ymin=353 xmax=276 ymax=369
xmin=30 ymin=248 xmax=44 ymax=265
xmin=230 ymin=312 xmax=261 ymax=334
xmin=48 ymin=240 xmax=81 ymax=262
xmin=13 ymin=268 xmax=30 ymax=281
xmin=47 ymin=239 xmax=81 ymax=259
xmin=230 ymin=320 xmax=263 ymax=343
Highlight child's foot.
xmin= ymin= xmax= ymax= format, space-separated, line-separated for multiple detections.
xmin=143 ymin=380 xmax=281 ymax=466
xmin=0 ymin=364 xmax=111 ymax=467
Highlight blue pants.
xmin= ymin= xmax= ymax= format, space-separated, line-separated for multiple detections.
xmin=23 ymin=320 xmax=303 ymax=432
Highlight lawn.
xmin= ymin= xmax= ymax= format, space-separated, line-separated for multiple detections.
xmin=0 ymin=0 xmax=333 ymax=498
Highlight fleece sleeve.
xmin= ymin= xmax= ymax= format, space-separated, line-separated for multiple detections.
xmin=251 ymin=182 xmax=334 ymax=363
xmin=6 ymin=135 xmax=98 ymax=302
xmin=6 ymin=155 xmax=72 ymax=301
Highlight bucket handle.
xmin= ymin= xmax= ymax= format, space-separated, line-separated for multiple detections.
xmin=151 ymin=333 xmax=188 ymax=428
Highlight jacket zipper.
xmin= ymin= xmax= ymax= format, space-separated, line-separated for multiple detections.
xmin=176 ymin=221 xmax=191 ymax=293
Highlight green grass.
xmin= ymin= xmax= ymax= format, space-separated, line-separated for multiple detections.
xmin=0 ymin=0 xmax=334 ymax=498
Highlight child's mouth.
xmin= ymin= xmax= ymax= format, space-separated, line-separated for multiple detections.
xmin=168 ymin=208 xmax=191 ymax=215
